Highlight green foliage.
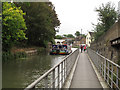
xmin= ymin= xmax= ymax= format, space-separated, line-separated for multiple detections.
xmin=16 ymin=2 xmax=60 ymax=47
xmin=2 ymin=51 xmax=14 ymax=62
xmin=55 ymin=35 xmax=63 ymax=39
xmin=81 ymin=34 xmax=86 ymax=38
xmin=95 ymin=2 xmax=117 ymax=31
xmin=0 ymin=13 xmax=1 ymax=20
xmin=63 ymin=34 xmax=67 ymax=38
xmin=51 ymin=38 xmax=55 ymax=44
xmin=55 ymin=34 xmax=75 ymax=39
xmin=63 ymin=34 xmax=75 ymax=38
xmin=2 ymin=2 xmax=27 ymax=51
xmin=67 ymin=34 xmax=75 ymax=38
xmin=75 ymin=31 xmax=80 ymax=37
xmin=2 ymin=51 xmax=27 ymax=62
xmin=93 ymin=23 xmax=105 ymax=40
xmin=14 ymin=52 xmax=27 ymax=58
xmin=93 ymin=2 xmax=117 ymax=40
xmin=2 ymin=2 xmax=60 ymax=51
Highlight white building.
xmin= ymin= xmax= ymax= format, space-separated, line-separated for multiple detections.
xmin=86 ymin=32 xmax=94 ymax=47
xmin=55 ymin=39 xmax=65 ymax=45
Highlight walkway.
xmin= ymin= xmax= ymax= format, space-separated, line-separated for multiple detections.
xmin=70 ymin=51 xmax=102 ymax=88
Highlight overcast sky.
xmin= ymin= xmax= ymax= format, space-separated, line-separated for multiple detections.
xmin=49 ymin=0 xmax=120 ymax=36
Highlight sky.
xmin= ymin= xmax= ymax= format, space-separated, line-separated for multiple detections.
xmin=49 ymin=0 xmax=120 ymax=36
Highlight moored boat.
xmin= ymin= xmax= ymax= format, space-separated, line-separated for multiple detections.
xmin=50 ymin=44 xmax=72 ymax=55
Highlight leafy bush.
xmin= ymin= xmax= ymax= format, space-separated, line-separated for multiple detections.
xmin=2 ymin=51 xmax=27 ymax=62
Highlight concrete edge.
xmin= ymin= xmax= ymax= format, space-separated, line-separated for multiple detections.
xmin=63 ymin=52 xmax=80 ymax=88
xmin=87 ymin=53 xmax=109 ymax=88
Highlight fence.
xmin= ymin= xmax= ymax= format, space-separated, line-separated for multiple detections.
xmin=25 ymin=48 xmax=79 ymax=90
xmin=88 ymin=48 xmax=120 ymax=89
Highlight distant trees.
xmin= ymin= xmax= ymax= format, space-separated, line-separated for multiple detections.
xmin=66 ymin=34 xmax=75 ymax=38
xmin=63 ymin=34 xmax=67 ymax=38
xmin=2 ymin=2 xmax=27 ymax=51
xmin=55 ymin=31 xmax=85 ymax=39
xmin=93 ymin=2 xmax=117 ymax=40
xmin=81 ymin=34 xmax=86 ymax=38
xmin=74 ymin=31 xmax=86 ymax=38
xmin=55 ymin=35 xmax=63 ymax=39
xmin=75 ymin=31 xmax=80 ymax=37
xmin=55 ymin=34 xmax=75 ymax=39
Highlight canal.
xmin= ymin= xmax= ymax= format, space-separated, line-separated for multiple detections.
xmin=2 ymin=51 xmax=66 ymax=88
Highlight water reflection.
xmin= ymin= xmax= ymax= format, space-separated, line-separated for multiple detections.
xmin=2 ymin=48 xmax=76 ymax=88
xmin=2 ymin=52 xmax=65 ymax=88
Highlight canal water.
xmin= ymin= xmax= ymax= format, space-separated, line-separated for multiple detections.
xmin=2 ymin=51 xmax=66 ymax=88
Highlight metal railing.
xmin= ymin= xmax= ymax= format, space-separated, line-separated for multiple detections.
xmin=88 ymin=48 xmax=120 ymax=89
xmin=25 ymin=48 xmax=79 ymax=90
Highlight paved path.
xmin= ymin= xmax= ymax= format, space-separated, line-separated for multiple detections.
xmin=70 ymin=52 xmax=102 ymax=88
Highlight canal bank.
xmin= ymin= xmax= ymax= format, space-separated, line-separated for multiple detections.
xmin=2 ymin=47 xmax=48 ymax=62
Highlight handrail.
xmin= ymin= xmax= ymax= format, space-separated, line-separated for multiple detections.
xmin=87 ymin=48 xmax=120 ymax=89
xmin=25 ymin=48 xmax=79 ymax=90
xmin=91 ymin=49 xmax=120 ymax=68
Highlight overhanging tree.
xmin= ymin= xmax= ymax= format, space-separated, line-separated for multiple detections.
xmin=16 ymin=2 xmax=60 ymax=47
xmin=96 ymin=2 xmax=117 ymax=31
xmin=93 ymin=2 xmax=117 ymax=40
xmin=2 ymin=2 xmax=27 ymax=51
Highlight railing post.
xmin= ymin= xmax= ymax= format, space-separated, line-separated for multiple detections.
xmin=116 ymin=67 xmax=119 ymax=87
xmin=45 ymin=75 xmax=48 ymax=88
xmin=25 ymin=49 xmax=80 ymax=90
xmin=52 ymin=69 xmax=55 ymax=88
xmin=102 ymin=61 xmax=104 ymax=77
xmin=61 ymin=62 xmax=63 ymax=87
xmin=111 ymin=64 xmax=113 ymax=88
xmin=98 ymin=56 xmax=101 ymax=72
xmin=96 ymin=53 xmax=98 ymax=70
xmin=104 ymin=58 xmax=106 ymax=80
xmin=107 ymin=61 xmax=110 ymax=84
xmin=65 ymin=59 xmax=67 ymax=79
xmin=57 ymin=65 xmax=60 ymax=88
xmin=100 ymin=57 xmax=102 ymax=75
xmin=64 ymin=60 xmax=66 ymax=83
xmin=88 ymin=48 xmax=120 ymax=89
xmin=66 ymin=58 xmax=68 ymax=77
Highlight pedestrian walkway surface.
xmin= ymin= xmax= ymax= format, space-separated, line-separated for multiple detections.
xmin=70 ymin=52 xmax=102 ymax=88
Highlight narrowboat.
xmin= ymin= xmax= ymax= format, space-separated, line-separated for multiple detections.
xmin=50 ymin=44 xmax=72 ymax=55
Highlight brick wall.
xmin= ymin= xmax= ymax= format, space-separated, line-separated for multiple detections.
xmin=91 ymin=19 xmax=120 ymax=64
xmin=118 ymin=20 xmax=120 ymax=37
